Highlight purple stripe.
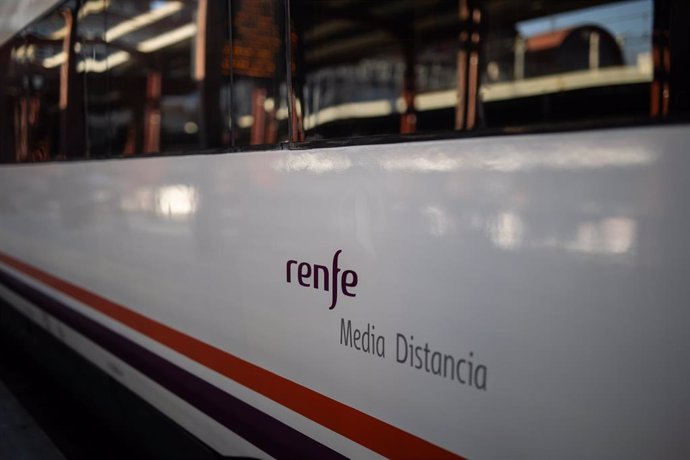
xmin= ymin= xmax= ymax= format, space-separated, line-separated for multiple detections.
xmin=0 ymin=267 xmax=347 ymax=460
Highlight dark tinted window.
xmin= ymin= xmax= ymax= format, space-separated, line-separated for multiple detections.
xmin=0 ymin=36 xmax=25 ymax=162
xmin=291 ymin=0 xmax=450 ymax=140
xmin=290 ymin=0 xmax=656 ymax=141
xmin=105 ymin=0 xmax=231 ymax=155
xmin=77 ymin=0 xmax=110 ymax=157
xmin=482 ymin=0 xmax=653 ymax=127
xmin=0 ymin=0 xmax=236 ymax=160
xmin=2 ymin=5 xmax=74 ymax=162
xmin=230 ymin=0 xmax=289 ymax=146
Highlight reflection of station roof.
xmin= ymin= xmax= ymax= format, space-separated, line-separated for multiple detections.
xmin=9 ymin=1 xmax=198 ymax=75
xmin=524 ymin=25 xmax=619 ymax=52
xmin=4 ymin=0 xmax=631 ymax=74
xmin=298 ymin=0 xmax=630 ymax=67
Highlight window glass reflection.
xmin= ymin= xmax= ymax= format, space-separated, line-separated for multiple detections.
xmin=0 ymin=3 xmax=70 ymax=163
xmin=103 ymin=0 xmax=231 ymax=155
xmin=290 ymin=0 xmax=654 ymax=141
xmin=0 ymin=0 xmax=661 ymax=161
xmin=0 ymin=36 xmax=24 ymax=162
xmin=291 ymin=0 xmax=423 ymax=140
xmin=482 ymin=0 xmax=653 ymax=126
xmin=77 ymin=0 xmax=110 ymax=157
xmin=21 ymin=4 xmax=85 ymax=161
xmin=230 ymin=0 xmax=288 ymax=146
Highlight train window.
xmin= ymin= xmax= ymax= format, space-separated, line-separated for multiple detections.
xmin=229 ymin=0 xmax=289 ymax=146
xmin=77 ymin=0 xmax=111 ymax=157
xmin=102 ymin=0 xmax=232 ymax=155
xmin=290 ymin=0 xmax=431 ymax=140
xmin=482 ymin=0 xmax=653 ymax=127
xmin=0 ymin=0 xmax=682 ymax=161
xmin=290 ymin=0 xmax=656 ymax=142
xmin=26 ymin=9 xmax=65 ymax=161
xmin=3 ymin=9 xmax=79 ymax=163
xmin=0 ymin=36 xmax=24 ymax=162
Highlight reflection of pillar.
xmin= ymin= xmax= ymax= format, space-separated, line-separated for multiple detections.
xmin=59 ymin=8 xmax=85 ymax=158
xmin=455 ymin=0 xmax=469 ymax=130
xmin=15 ymin=97 xmax=29 ymax=162
xmin=122 ymin=125 xmax=137 ymax=155
xmin=250 ymin=87 xmax=266 ymax=145
xmin=266 ymin=99 xmax=278 ymax=144
xmin=400 ymin=42 xmax=417 ymax=134
xmin=467 ymin=9 xmax=481 ymax=130
xmin=589 ymin=31 xmax=600 ymax=70
xmin=0 ymin=45 xmax=13 ymax=162
xmin=144 ymin=71 xmax=161 ymax=153
xmin=289 ymin=93 xmax=303 ymax=142
xmin=288 ymin=21 xmax=305 ymax=142
xmin=196 ymin=0 xmax=223 ymax=148
xmin=28 ymin=96 xmax=48 ymax=161
xmin=514 ymin=37 xmax=525 ymax=80
xmin=455 ymin=0 xmax=481 ymax=130
xmin=654 ymin=40 xmax=671 ymax=117
xmin=651 ymin=0 xmax=673 ymax=118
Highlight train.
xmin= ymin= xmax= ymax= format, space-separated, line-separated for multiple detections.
xmin=0 ymin=0 xmax=689 ymax=458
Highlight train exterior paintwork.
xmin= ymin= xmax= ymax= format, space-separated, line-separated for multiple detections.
xmin=2 ymin=0 xmax=690 ymax=457
xmin=1 ymin=125 xmax=689 ymax=458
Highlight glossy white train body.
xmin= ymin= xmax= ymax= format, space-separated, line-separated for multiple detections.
xmin=1 ymin=125 xmax=689 ymax=459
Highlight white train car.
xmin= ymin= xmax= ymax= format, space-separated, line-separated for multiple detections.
xmin=0 ymin=0 xmax=689 ymax=458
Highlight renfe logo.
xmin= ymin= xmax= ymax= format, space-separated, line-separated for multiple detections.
xmin=286 ymin=250 xmax=358 ymax=309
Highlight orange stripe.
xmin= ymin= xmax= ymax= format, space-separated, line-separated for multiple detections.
xmin=0 ymin=251 xmax=464 ymax=460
